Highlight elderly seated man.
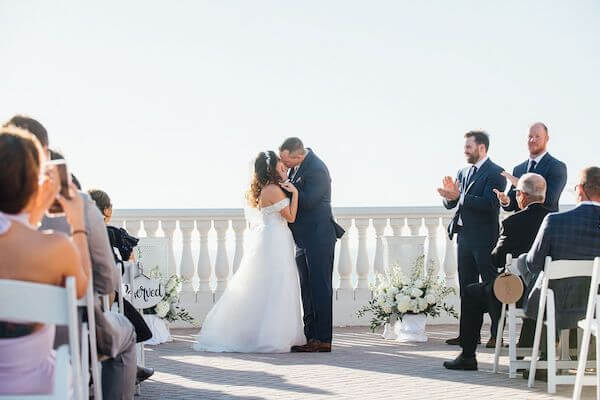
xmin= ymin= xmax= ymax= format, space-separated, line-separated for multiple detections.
xmin=444 ymin=173 xmax=551 ymax=370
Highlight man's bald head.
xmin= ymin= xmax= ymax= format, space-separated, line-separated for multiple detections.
xmin=516 ymin=173 xmax=547 ymax=208
xmin=528 ymin=122 xmax=550 ymax=157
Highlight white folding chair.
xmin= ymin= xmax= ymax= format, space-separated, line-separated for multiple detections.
xmin=529 ymin=256 xmax=597 ymax=393
xmin=0 ymin=277 xmax=83 ymax=400
xmin=77 ymin=278 xmax=103 ymax=400
xmin=493 ymin=254 xmax=532 ymax=377
xmin=573 ymin=257 xmax=600 ymax=400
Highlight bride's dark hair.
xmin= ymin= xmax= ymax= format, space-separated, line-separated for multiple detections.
xmin=247 ymin=150 xmax=282 ymax=208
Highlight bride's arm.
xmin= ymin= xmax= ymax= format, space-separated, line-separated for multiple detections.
xmin=279 ymin=182 xmax=298 ymax=223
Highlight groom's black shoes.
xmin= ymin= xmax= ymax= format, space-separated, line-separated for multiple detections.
xmin=443 ymin=354 xmax=478 ymax=371
xmin=291 ymin=339 xmax=331 ymax=353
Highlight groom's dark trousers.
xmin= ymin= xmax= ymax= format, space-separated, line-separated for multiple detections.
xmin=288 ymin=149 xmax=344 ymax=343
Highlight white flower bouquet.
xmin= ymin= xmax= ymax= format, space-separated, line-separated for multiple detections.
xmin=357 ymin=256 xmax=457 ymax=331
xmin=146 ymin=268 xmax=197 ymax=325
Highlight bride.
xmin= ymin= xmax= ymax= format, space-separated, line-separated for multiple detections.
xmin=192 ymin=151 xmax=306 ymax=353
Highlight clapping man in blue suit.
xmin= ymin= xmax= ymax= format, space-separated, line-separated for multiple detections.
xmin=438 ymin=131 xmax=506 ymax=348
xmin=496 ymin=122 xmax=567 ymax=212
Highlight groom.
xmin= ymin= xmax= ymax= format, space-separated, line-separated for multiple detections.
xmin=279 ymin=138 xmax=345 ymax=353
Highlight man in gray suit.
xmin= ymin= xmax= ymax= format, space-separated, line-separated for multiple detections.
xmin=518 ymin=166 xmax=600 ymax=340
xmin=7 ymin=115 xmax=137 ymax=400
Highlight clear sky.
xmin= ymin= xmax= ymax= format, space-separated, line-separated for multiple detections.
xmin=1 ymin=1 xmax=598 ymax=209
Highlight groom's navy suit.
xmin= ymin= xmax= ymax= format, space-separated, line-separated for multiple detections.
xmin=288 ymin=149 xmax=344 ymax=343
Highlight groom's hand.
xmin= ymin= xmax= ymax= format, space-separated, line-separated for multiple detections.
xmin=437 ymin=176 xmax=460 ymax=201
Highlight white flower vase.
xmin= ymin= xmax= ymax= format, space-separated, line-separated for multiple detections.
xmin=395 ymin=314 xmax=428 ymax=343
xmin=382 ymin=315 xmax=398 ymax=340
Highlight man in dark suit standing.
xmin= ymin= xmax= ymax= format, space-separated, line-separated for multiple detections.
xmin=496 ymin=122 xmax=567 ymax=212
xmin=444 ymin=173 xmax=550 ymax=370
xmin=438 ymin=131 xmax=506 ymax=347
xmin=279 ymin=138 xmax=344 ymax=353
xmin=519 ymin=167 xmax=600 ymax=330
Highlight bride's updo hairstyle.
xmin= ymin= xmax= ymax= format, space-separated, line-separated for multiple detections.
xmin=0 ymin=126 xmax=43 ymax=214
xmin=247 ymin=150 xmax=281 ymax=208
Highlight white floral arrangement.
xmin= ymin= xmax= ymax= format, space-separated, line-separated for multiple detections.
xmin=357 ymin=256 xmax=457 ymax=331
xmin=146 ymin=267 xmax=197 ymax=325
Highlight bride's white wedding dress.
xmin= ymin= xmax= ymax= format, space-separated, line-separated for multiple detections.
xmin=193 ymin=198 xmax=306 ymax=353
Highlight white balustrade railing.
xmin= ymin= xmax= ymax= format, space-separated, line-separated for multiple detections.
xmin=113 ymin=206 xmax=458 ymax=326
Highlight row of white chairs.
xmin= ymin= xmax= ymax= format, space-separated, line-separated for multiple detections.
xmin=493 ymin=254 xmax=600 ymax=399
xmin=0 ymin=247 xmax=141 ymax=399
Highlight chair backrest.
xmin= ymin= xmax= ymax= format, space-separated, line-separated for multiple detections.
xmin=0 ymin=278 xmax=77 ymax=326
xmin=581 ymin=257 xmax=600 ymax=319
xmin=544 ymin=256 xmax=596 ymax=280
xmin=505 ymin=253 xmax=521 ymax=276
xmin=0 ymin=277 xmax=82 ymax=400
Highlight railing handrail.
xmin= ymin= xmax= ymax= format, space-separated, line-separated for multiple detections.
xmin=112 ymin=205 xmax=456 ymax=220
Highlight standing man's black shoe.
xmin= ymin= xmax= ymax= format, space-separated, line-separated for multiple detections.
xmin=445 ymin=336 xmax=461 ymax=345
xmin=443 ymin=354 xmax=478 ymax=370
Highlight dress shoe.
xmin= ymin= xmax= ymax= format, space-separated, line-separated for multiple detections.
xmin=522 ymin=369 xmax=547 ymax=382
xmin=445 ymin=337 xmax=480 ymax=345
xmin=445 ymin=336 xmax=461 ymax=345
xmin=291 ymin=339 xmax=331 ymax=353
xmin=136 ymin=366 xmax=154 ymax=384
xmin=443 ymin=354 xmax=478 ymax=371
xmin=486 ymin=337 xmax=502 ymax=348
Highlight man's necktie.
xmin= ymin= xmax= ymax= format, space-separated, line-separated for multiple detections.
xmin=528 ymin=160 xmax=537 ymax=173
xmin=466 ymin=166 xmax=478 ymax=187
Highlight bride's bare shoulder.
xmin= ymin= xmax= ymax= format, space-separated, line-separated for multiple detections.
xmin=259 ymin=184 xmax=286 ymax=207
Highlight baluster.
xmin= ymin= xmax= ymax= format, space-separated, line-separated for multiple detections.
xmin=354 ymin=218 xmax=370 ymax=290
xmin=372 ymin=218 xmax=387 ymax=277
xmin=160 ymin=220 xmax=178 ymax=277
xmin=231 ymin=219 xmax=246 ymax=274
xmin=441 ymin=216 xmax=458 ymax=288
xmin=196 ymin=220 xmax=213 ymax=307
xmin=390 ymin=218 xmax=404 ymax=236
xmin=405 ymin=217 xmax=422 ymax=236
xmin=424 ymin=217 xmax=441 ymax=276
xmin=125 ymin=219 xmax=142 ymax=237
xmin=143 ymin=219 xmax=159 ymax=238
xmin=213 ymin=220 xmax=230 ymax=298
xmin=335 ymin=218 xmax=353 ymax=298
xmin=179 ymin=221 xmax=195 ymax=300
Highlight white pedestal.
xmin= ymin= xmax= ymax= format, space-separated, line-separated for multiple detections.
xmin=382 ymin=235 xmax=426 ymax=275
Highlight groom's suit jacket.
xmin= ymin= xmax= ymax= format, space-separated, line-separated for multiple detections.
xmin=503 ymin=153 xmax=567 ymax=212
xmin=287 ymin=148 xmax=344 ymax=249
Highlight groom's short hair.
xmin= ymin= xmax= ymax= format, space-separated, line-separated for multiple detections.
xmin=279 ymin=137 xmax=304 ymax=154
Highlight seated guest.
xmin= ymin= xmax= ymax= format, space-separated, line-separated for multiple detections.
xmin=520 ymin=166 xmax=600 ymax=330
xmin=0 ymin=127 xmax=91 ymax=395
xmin=444 ymin=173 xmax=551 ymax=370
xmin=88 ymin=189 xmax=155 ymax=382
xmin=9 ymin=115 xmax=138 ymax=399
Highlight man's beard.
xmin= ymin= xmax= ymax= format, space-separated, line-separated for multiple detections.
xmin=466 ymin=150 xmax=479 ymax=164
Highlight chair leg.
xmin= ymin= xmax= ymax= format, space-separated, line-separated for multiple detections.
xmin=529 ymin=313 xmax=545 ymax=388
xmin=508 ymin=306 xmax=518 ymax=378
xmin=81 ymin=323 xmax=89 ymax=400
xmin=494 ymin=304 xmax=506 ymax=374
xmin=547 ymin=318 xmax=557 ymax=393
xmin=592 ymin=335 xmax=600 ymax=400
